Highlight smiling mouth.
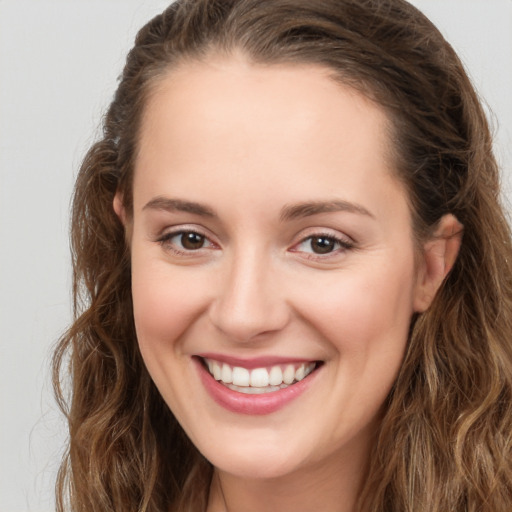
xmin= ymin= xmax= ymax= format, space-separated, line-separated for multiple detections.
xmin=201 ymin=357 xmax=320 ymax=394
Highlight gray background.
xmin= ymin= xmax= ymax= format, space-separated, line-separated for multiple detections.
xmin=1 ymin=1 xmax=511 ymax=510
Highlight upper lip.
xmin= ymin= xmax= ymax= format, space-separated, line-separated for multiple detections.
xmin=195 ymin=352 xmax=320 ymax=369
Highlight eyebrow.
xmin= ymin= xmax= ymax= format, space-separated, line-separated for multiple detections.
xmin=142 ymin=196 xmax=373 ymax=221
xmin=142 ymin=197 xmax=216 ymax=217
xmin=280 ymin=200 xmax=374 ymax=221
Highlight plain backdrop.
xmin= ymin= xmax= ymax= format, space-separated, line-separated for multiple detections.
xmin=1 ymin=1 xmax=511 ymax=511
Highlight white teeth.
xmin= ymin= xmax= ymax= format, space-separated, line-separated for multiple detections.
xmin=221 ymin=363 xmax=232 ymax=384
xmin=204 ymin=358 xmax=317 ymax=391
xmin=232 ymin=366 xmax=250 ymax=387
xmin=295 ymin=364 xmax=305 ymax=381
xmin=269 ymin=365 xmax=283 ymax=386
xmin=283 ymin=365 xmax=295 ymax=385
xmin=226 ymin=383 xmax=284 ymax=394
xmin=250 ymin=368 xmax=270 ymax=387
xmin=212 ymin=361 xmax=222 ymax=380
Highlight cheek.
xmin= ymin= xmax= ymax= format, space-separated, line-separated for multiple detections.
xmin=302 ymin=262 xmax=416 ymax=434
xmin=130 ymin=253 xmax=209 ymax=356
xmin=297 ymin=256 xmax=417 ymax=359
xmin=130 ymin=257 xmax=213 ymax=423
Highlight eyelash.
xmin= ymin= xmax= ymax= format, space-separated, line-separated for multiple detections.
xmin=156 ymin=229 xmax=355 ymax=259
xmin=157 ymin=228 xmax=215 ymax=256
xmin=290 ymin=232 xmax=355 ymax=260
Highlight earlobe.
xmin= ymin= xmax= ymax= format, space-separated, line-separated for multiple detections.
xmin=113 ymin=191 xmax=126 ymax=225
xmin=413 ymin=214 xmax=463 ymax=312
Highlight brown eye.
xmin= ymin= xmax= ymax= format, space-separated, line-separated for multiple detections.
xmin=180 ymin=232 xmax=206 ymax=250
xmin=310 ymin=236 xmax=336 ymax=254
xmin=293 ymin=233 xmax=353 ymax=258
xmin=158 ymin=229 xmax=215 ymax=254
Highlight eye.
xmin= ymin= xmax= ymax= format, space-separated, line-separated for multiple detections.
xmin=176 ymin=231 xmax=208 ymax=250
xmin=306 ymin=236 xmax=338 ymax=254
xmin=292 ymin=233 xmax=354 ymax=256
xmin=158 ymin=229 xmax=215 ymax=253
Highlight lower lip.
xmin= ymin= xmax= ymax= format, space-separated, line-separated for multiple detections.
xmin=194 ymin=358 xmax=318 ymax=415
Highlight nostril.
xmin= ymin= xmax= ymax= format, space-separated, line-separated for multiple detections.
xmin=208 ymin=303 xmax=290 ymax=343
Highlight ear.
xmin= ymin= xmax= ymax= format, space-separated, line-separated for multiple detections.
xmin=113 ymin=191 xmax=127 ymax=225
xmin=413 ymin=214 xmax=463 ymax=312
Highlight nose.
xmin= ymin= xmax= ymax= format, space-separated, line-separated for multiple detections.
xmin=208 ymin=250 xmax=290 ymax=343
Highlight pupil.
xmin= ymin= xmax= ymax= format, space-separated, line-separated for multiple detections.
xmin=181 ymin=232 xmax=204 ymax=250
xmin=311 ymin=237 xmax=334 ymax=254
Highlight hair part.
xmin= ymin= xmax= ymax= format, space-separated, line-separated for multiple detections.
xmin=54 ymin=1 xmax=512 ymax=510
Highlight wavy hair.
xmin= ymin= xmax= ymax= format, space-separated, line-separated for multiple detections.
xmin=53 ymin=0 xmax=512 ymax=510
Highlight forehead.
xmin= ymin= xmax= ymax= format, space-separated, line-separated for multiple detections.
xmin=134 ymin=57 xmax=407 ymax=224
xmin=138 ymin=56 xmax=392 ymax=164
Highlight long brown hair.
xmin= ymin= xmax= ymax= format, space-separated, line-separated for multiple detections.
xmin=53 ymin=0 xmax=512 ymax=510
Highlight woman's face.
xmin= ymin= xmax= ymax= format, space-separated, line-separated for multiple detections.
xmin=126 ymin=57 xmax=428 ymax=479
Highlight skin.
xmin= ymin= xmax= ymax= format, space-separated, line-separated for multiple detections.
xmin=115 ymin=56 xmax=461 ymax=512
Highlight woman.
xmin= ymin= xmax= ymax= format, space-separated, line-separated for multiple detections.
xmin=53 ymin=0 xmax=512 ymax=510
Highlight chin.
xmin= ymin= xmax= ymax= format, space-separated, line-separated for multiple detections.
xmin=198 ymin=431 xmax=310 ymax=480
